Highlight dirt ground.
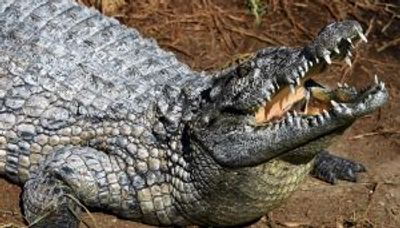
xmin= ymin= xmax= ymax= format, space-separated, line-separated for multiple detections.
xmin=1 ymin=0 xmax=399 ymax=227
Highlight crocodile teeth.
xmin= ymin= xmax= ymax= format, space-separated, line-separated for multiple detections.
xmin=290 ymin=84 xmax=295 ymax=94
xmin=266 ymin=95 xmax=271 ymax=101
xmin=345 ymin=56 xmax=352 ymax=67
xmin=311 ymin=118 xmax=318 ymax=127
xmin=344 ymin=83 xmax=349 ymax=87
xmin=347 ymin=38 xmax=355 ymax=48
xmin=293 ymin=110 xmax=298 ymax=117
xmin=296 ymin=77 xmax=301 ymax=86
xmin=358 ymin=31 xmax=368 ymax=43
xmin=347 ymin=50 xmax=352 ymax=57
xmin=322 ymin=109 xmax=330 ymax=118
xmin=374 ymin=75 xmax=379 ymax=84
xmin=308 ymin=61 xmax=314 ymax=67
xmin=316 ymin=114 xmax=324 ymax=123
xmin=315 ymin=58 xmax=320 ymax=64
xmin=303 ymin=62 xmax=308 ymax=72
xmin=331 ymin=100 xmax=339 ymax=107
xmin=379 ymin=81 xmax=385 ymax=90
xmin=333 ymin=47 xmax=340 ymax=54
xmin=295 ymin=118 xmax=301 ymax=127
xmin=299 ymin=69 xmax=305 ymax=78
xmin=323 ymin=54 xmax=332 ymax=64
xmin=337 ymin=82 xmax=343 ymax=88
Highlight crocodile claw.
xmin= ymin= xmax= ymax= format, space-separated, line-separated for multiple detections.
xmin=311 ymin=151 xmax=366 ymax=184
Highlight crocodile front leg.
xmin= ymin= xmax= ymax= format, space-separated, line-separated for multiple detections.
xmin=311 ymin=150 xmax=366 ymax=184
xmin=22 ymin=146 xmax=137 ymax=227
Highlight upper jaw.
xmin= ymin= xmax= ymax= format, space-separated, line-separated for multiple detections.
xmin=257 ymin=20 xmax=368 ymax=106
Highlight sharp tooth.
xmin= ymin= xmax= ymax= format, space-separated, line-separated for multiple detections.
xmin=347 ymin=50 xmax=352 ymax=57
xmin=295 ymin=118 xmax=301 ymax=127
xmin=358 ymin=31 xmax=368 ymax=43
xmin=308 ymin=61 xmax=313 ymax=67
xmin=379 ymin=81 xmax=385 ymax=89
xmin=270 ymin=86 xmax=275 ymax=93
xmin=323 ymin=109 xmax=330 ymax=118
xmin=296 ymin=77 xmax=301 ymax=86
xmin=317 ymin=114 xmax=324 ymax=123
xmin=344 ymin=83 xmax=349 ymax=87
xmin=303 ymin=62 xmax=308 ymax=72
xmin=374 ymin=75 xmax=379 ymax=84
xmin=345 ymin=56 xmax=352 ymax=67
xmin=266 ymin=95 xmax=271 ymax=101
xmin=290 ymin=84 xmax=295 ymax=94
xmin=331 ymin=100 xmax=339 ymax=107
xmin=299 ymin=69 xmax=305 ymax=78
xmin=311 ymin=118 xmax=318 ymax=127
xmin=293 ymin=110 xmax=298 ymax=117
xmin=347 ymin=38 xmax=355 ymax=48
xmin=323 ymin=54 xmax=332 ymax=64
xmin=333 ymin=47 xmax=340 ymax=54
xmin=315 ymin=58 xmax=320 ymax=64
xmin=337 ymin=82 xmax=343 ymax=87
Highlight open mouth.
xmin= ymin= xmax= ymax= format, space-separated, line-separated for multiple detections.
xmin=255 ymin=34 xmax=387 ymax=126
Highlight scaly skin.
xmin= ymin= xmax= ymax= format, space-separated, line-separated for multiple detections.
xmin=0 ymin=0 xmax=388 ymax=227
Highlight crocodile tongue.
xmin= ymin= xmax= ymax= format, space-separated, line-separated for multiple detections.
xmin=255 ymin=80 xmax=333 ymax=123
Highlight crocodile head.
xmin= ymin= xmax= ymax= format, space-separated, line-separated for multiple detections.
xmin=192 ymin=20 xmax=388 ymax=168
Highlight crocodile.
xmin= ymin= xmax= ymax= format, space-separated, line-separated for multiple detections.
xmin=0 ymin=0 xmax=388 ymax=227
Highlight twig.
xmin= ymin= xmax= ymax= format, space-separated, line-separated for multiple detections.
xmin=349 ymin=129 xmax=400 ymax=140
xmin=225 ymin=26 xmax=283 ymax=46
xmin=377 ymin=36 xmax=400 ymax=52
xmin=281 ymin=0 xmax=313 ymax=39
xmin=64 ymin=194 xmax=98 ymax=228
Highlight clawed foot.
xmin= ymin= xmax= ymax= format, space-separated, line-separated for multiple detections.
xmin=311 ymin=151 xmax=366 ymax=184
